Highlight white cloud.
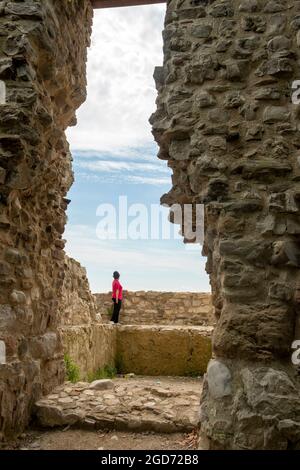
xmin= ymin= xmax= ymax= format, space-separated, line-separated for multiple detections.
xmin=75 ymin=159 xmax=169 ymax=174
xmin=66 ymin=4 xmax=166 ymax=152
xmin=73 ymin=146 xmax=159 ymax=162
xmin=77 ymin=172 xmax=170 ymax=185
xmin=126 ymin=175 xmax=170 ymax=185
xmin=64 ymin=224 xmax=210 ymax=292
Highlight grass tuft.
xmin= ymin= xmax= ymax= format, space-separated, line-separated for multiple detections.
xmin=87 ymin=364 xmax=117 ymax=383
xmin=64 ymin=354 xmax=80 ymax=383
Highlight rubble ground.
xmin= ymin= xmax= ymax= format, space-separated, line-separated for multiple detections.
xmin=34 ymin=376 xmax=202 ymax=434
xmin=1 ymin=377 xmax=201 ymax=450
xmin=3 ymin=428 xmax=199 ymax=451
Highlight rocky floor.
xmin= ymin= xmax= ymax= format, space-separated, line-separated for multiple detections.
xmin=35 ymin=376 xmax=202 ymax=434
xmin=4 ymin=429 xmax=199 ymax=450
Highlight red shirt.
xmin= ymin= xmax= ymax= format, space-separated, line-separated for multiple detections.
xmin=112 ymin=279 xmax=123 ymax=300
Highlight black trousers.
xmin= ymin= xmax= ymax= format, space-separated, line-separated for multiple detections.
xmin=111 ymin=298 xmax=122 ymax=323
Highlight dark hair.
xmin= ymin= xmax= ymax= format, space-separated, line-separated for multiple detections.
xmin=113 ymin=271 xmax=120 ymax=279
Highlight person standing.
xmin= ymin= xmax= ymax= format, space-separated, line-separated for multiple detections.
xmin=111 ymin=271 xmax=123 ymax=324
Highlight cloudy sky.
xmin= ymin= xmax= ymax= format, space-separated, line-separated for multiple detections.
xmin=65 ymin=4 xmax=210 ymax=293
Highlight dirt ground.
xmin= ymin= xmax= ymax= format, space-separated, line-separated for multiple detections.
xmin=3 ymin=428 xmax=199 ymax=450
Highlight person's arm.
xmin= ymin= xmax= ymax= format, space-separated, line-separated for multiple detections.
xmin=115 ymin=289 xmax=119 ymax=303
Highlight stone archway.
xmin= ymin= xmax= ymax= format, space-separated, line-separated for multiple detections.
xmin=0 ymin=0 xmax=300 ymax=450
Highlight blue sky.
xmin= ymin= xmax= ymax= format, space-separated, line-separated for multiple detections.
xmin=64 ymin=5 xmax=210 ymax=293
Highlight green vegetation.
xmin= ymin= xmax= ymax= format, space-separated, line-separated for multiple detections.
xmin=64 ymin=354 xmax=80 ymax=383
xmin=87 ymin=364 xmax=117 ymax=383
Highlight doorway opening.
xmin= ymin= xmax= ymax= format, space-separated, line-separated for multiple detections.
xmin=64 ymin=4 xmax=210 ymax=298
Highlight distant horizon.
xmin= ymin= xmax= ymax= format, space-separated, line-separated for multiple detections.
xmin=93 ymin=288 xmax=211 ymax=294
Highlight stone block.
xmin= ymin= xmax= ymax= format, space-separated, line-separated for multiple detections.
xmin=10 ymin=290 xmax=26 ymax=305
xmin=29 ymin=333 xmax=59 ymax=360
xmin=4 ymin=248 xmax=21 ymax=264
xmin=0 ymin=305 xmax=16 ymax=330
xmin=89 ymin=379 xmax=115 ymax=391
xmin=206 ymin=359 xmax=232 ymax=399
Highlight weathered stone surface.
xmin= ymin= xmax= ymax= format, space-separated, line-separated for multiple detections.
xmin=60 ymin=324 xmax=116 ymax=382
xmin=61 ymin=322 xmax=212 ymax=381
xmin=0 ymin=0 xmax=93 ymax=439
xmin=29 ymin=333 xmax=59 ymax=360
xmin=0 ymin=305 xmax=15 ymax=330
xmin=60 ymin=257 xmax=98 ymax=327
xmin=35 ymin=377 xmax=202 ymax=433
xmin=263 ymin=106 xmax=290 ymax=123
xmin=95 ymin=291 xmax=214 ymax=326
xmin=200 ymin=361 xmax=300 ymax=450
xmin=206 ymin=359 xmax=232 ymax=399
xmin=10 ymin=290 xmax=26 ymax=305
xmin=152 ymin=0 xmax=300 ymax=449
xmin=116 ymin=325 xmax=212 ymax=376
xmin=89 ymin=379 xmax=115 ymax=391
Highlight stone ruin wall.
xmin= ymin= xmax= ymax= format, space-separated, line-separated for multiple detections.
xmin=117 ymin=324 xmax=212 ymax=376
xmin=59 ymin=257 xmax=116 ymax=381
xmin=50 ymin=258 xmax=214 ymax=381
xmin=60 ymin=269 xmax=213 ymax=379
xmin=95 ymin=291 xmax=214 ymax=325
xmin=151 ymin=0 xmax=300 ymax=449
xmin=0 ymin=1 xmax=93 ymax=439
xmin=59 ymin=256 xmax=97 ymax=328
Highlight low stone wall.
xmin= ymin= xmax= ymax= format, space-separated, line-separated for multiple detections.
xmin=58 ymin=264 xmax=213 ymax=383
xmin=116 ymin=325 xmax=213 ymax=376
xmin=60 ymin=324 xmax=116 ymax=381
xmin=60 ymin=323 xmax=212 ymax=380
xmin=95 ymin=291 xmax=214 ymax=326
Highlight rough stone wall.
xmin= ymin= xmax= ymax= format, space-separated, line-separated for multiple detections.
xmin=116 ymin=325 xmax=212 ymax=376
xmin=0 ymin=1 xmax=93 ymax=439
xmin=151 ymin=0 xmax=300 ymax=449
xmin=58 ymin=256 xmax=115 ymax=381
xmin=60 ymin=256 xmax=98 ymax=327
xmin=95 ymin=291 xmax=214 ymax=325
xmin=61 ymin=324 xmax=117 ymax=381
